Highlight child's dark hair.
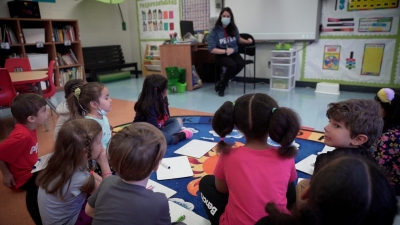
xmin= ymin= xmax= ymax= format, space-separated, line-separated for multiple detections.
xmin=64 ymin=79 xmax=85 ymax=99
xmin=134 ymin=74 xmax=168 ymax=119
xmin=326 ymin=99 xmax=383 ymax=149
xmin=212 ymin=93 xmax=300 ymax=157
xmin=36 ymin=119 xmax=102 ymax=199
xmin=67 ymin=82 xmax=105 ymax=118
xmin=11 ymin=93 xmax=47 ymax=124
xmin=214 ymin=7 xmax=237 ymax=37
xmin=374 ymin=88 xmax=400 ymax=131
xmin=108 ymin=122 xmax=166 ymax=181
xmin=263 ymin=156 xmax=397 ymax=225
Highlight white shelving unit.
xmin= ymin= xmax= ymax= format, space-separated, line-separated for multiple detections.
xmin=270 ymin=50 xmax=297 ymax=91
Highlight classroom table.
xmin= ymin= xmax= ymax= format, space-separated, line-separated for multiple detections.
xmin=10 ymin=71 xmax=48 ymax=96
xmin=160 ymin=43 xmax=215 ymax=91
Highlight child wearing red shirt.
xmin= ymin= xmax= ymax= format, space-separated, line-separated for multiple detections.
xmin=0 ymin=93 xmax=48 ymax=225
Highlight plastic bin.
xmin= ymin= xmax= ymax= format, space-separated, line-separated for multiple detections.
xmin=178 ymin=68 xmax=186 ymax=84
xmin=271 ymin=57 xmax=296 ymax=64
xmin=271 ymin=64 xmax=294 ymax=77
xmin=270 ymin=77 xmax=295 ymax=90
xmin=176 ymin=82 xmax=187 ymax=93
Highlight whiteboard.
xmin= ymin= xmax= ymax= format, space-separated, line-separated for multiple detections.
xmin=225 ymin=0 xmax=322 ymax=41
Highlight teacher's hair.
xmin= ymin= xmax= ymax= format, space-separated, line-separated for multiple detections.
xmin=212 ymin=93 xmax=300 ymax=158
xmin=214 ymin=7 xmax=237 ymax=37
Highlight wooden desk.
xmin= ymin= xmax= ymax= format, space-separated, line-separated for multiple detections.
xmin=160 ymin=44 xmax=214 ymax=91
xmin=10 ymin=71 xmax=48 ymax=95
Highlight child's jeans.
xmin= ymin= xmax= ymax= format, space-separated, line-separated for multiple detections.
xmin=162 ymin=118 xmax=182 ymax=145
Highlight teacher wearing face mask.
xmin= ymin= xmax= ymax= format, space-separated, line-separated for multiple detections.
xmin=208 ymin=7 xmax=253 ymax=97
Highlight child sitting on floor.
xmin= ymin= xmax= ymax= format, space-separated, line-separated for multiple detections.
xmin=255 ymin=155 xmax=398 ymax=225
xmin=37 ymin=119 xmax=112 ymax=225
xmin=85 ymin=122 xmax=186 ymax=225
xmin=314 ymin=99 xmax=384 ymax=174
xmin=54 ymin=78 xmax=86 ymax=141
xmin=199 ymin=93 xmax=301 ymax=225
xmin=133 ymin=74 xmax=192 ymax=145
xmin=0 ymin=93 xmax=48 ymax=225
xmin=373 ymin=88 xmax=400 ymax=195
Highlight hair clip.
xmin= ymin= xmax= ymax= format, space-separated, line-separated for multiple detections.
xmin=272 ymin=107 xmax=277 ymax=113
xmin=74 ymin=88 xmax=81 ymax=99
xmin=220 ymin=137 xmax=225 ymax=142
xmin=89 ymin=170 xmax=94 ymax=175
xmin=232 ymin=101 xmax=235 ymax=107
xmin=377 ymin=88 xmax=395 ymax=104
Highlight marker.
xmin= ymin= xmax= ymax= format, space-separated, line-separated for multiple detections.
xmin=161 ymin=162 xmax=170 ymax=169
xmin=175 ymin=215 xmax=185 ymax=222
xmin=201 ymin=137 xmax=214 ymax=141
xmin=32 ymin=159 xmax=41 ymax=169
xmin=322 ymin=28 xmax=354 ymax=32
xmin=327 ymin=18 xmax=354 ymax=22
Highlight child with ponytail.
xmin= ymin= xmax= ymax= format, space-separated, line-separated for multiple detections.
xmin=199 ymin=93 xmax=301 ymax=225
xmin=37 ymin=119 xmax=112 ymax=225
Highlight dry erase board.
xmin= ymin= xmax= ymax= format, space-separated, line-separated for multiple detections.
xmin=225 ymin=0 xmax=322 ymax=41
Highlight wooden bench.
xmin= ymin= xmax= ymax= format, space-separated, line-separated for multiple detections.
xmin=82 ymin=45 xmax=138 ymax=81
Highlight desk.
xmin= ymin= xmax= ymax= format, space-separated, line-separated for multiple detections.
xmin=160 ymin=44 xmax=214 ymax=91
xmin=10 ymin=71 xmax=48 ymax=95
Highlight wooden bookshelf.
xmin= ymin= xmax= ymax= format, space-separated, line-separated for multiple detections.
xmin=142 ymin=44 xmax=161 ymax=77
xmin=0 ymin=18 xmax=85 ymax=91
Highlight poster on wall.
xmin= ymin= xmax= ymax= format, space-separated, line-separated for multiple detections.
xmin=323 ymin=45 xmax=341 ymax=70
xmin=320 ymin=0 xmax=400 ymax=36
xmin=137 ymin=0 xmax=180 ymax=40
xmin=304 ymin=39 xmax=396 ymax=84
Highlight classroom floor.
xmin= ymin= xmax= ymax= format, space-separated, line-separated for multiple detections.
xmin=49 ymin=77 xmax=376 ymax=131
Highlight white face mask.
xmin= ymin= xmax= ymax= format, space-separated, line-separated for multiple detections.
xmin=221 ymin=17 xmax=231 ymax=26
xmin=96 ymin=103 xmax=107 ymax=116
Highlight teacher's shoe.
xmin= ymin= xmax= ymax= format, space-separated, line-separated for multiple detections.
xmin=215 ymin=81 xmax=221 ymax=92
xmin=218 ymin=85 xmax=226 ymax=97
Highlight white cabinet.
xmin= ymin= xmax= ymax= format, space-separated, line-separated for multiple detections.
xmin=270 ymin=50 xmax=297 ymax=90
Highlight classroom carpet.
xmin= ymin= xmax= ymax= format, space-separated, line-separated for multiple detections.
xmin=114 ymin=116 xmax=326 ymax=219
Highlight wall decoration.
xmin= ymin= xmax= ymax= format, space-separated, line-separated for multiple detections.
xmin=323 ymin=45 xmax=341 ymax=70
xmin=348 ymin=0 xmax=398 ymax=11
xmin=137 ymin=0 xmax=179 ymax=40
xmin=182 ymin=0 xmax=210 ymax=31
xmin=361 ymin=43 xmax=385 ymax=76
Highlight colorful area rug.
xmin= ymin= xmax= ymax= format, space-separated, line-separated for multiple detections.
xmin=113 ymin=116 xmax=326 ymax=218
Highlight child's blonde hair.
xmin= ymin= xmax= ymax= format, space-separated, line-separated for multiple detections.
xmin=109 ymin=122 xmax=167 ymax=181
xmin=67 ymin=82 xmax=105 ymax=118
xmin=36 ymin=119 xmax=102 ymax=199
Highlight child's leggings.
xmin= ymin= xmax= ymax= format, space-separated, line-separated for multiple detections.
xmin=161 ymin=118 xmax=182 ymax=145
xmin=21 ymin=172 xmax=42 ymax=225
xmin=74 ymin=199 xmax=92 ymax=225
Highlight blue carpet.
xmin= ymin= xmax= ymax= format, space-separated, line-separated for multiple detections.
xmin=120 ymin=116 xmax=325 ymax=219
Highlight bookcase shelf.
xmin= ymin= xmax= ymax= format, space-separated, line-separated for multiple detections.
xmin=142 ymin=44 xmax=162 ymax=77
xmin=0 ymin=18 xmax=85 ymax=91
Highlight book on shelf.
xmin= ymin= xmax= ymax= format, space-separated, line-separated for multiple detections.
xmin=59 ymin=67 xmax=81 ymax=86
xmin=57 ymin=50 xmax=78 ymax=66
xmin=53 ymin=26 xmax=75 ymax=42
xmin=69 ymin=49 xmax=79 ymax=64
xmin=2 ymin=25 xmax=18 ymax=44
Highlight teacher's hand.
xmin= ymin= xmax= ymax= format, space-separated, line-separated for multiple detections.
xmin=226 ymin=48 xmax=234 ymax=55
xmin=247 ymin=38 xmax=253 ymax=44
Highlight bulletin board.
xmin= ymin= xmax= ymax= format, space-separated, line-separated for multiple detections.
xmin=302 ymin=0 xmax=400 ymax=87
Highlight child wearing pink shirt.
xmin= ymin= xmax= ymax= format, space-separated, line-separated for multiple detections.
xmin=199 ymin=93 xmax=300 ymax=225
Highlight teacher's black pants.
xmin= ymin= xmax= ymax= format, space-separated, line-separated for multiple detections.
xmin=199 ymin=175 xmax=296 ymax=225
xmin=215 ymin=52 xmax=245 ymax=87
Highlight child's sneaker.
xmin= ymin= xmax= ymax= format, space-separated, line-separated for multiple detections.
xmin=181 ymin=129 xmax=193 ymax=139
xmin=172 ymin=129 xmax=193 ymax=144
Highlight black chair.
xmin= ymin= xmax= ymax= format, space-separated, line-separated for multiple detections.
xmin=238 ymin=33 xmax=256 ymax=93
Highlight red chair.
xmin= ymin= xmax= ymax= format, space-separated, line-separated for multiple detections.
xmin=4 ymin=58 xmax=33 ymax=92
xmin=0 ymin=68 xmax=17 ymax=109
xmin=4 ymin=58 xmax=32 ymax=72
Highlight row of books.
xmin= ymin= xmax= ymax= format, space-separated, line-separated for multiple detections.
xmin=53 ymin=25 xmax=76 ymax=42
xmin=1 ymin=25 xmax=19 ymax=44
xmin=56 ymin=49 xmax=79 ymax=66
xmin=59 ymin=67 xmax=82 ymax=87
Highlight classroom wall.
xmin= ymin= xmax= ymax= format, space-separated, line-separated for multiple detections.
xmin=0 ymin=0 xmax=141 ymax=70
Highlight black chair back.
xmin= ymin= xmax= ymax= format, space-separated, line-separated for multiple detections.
xmin=238 ymin=33 xmax=255 ymax=56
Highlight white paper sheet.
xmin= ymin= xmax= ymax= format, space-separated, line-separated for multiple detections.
xmin=295 ymin=154 xmax=317 ymax=175
xmin=31 ymin=153 xmax=53 ymax=173
xmin=174 ymin=139 xmax=216 ymax=158
xmin=318 ymin=145 xmax=336 ymax=155
xmin=169 ymin=201 xmax=211 ymax=225
xmin=146 ymin=179 xmax=177 ymax=198
xmin=156 ymin=156 xmax=193 ymax=180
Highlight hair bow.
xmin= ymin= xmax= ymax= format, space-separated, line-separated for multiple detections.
xmin=74 ymin=88 xmax=81 ymax=99
xmin=377 ymin=88 xmax=395 ymax=104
